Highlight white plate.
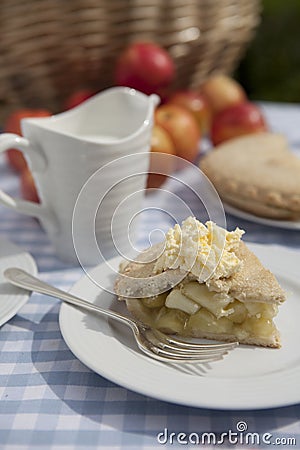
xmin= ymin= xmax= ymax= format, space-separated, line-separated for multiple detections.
xmin=59 ymin=243 xmax=300 ymax=410
xmin=224 ymin=202 xmax=300 ymax=230
xmin=0 ymin=237 xmax=37 ymax=326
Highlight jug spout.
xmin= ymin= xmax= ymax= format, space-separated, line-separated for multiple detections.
xmin=144 ymin=93 xmax=160 ymax=124
xmin=149 ymin=93 xmax=161 ymax=111
xmin=128 ymin=91 xmax=160 ymax=142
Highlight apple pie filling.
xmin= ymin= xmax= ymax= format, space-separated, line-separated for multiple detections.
xmin=126 ymin=280 xmax=278 ymax=341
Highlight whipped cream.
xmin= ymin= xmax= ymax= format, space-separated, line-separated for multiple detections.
xmin=154 ymin=217 xmax=244 ymax=282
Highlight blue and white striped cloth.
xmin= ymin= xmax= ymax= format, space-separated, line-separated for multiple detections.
xmin=0 ymin=103 xmax=300 ymax=449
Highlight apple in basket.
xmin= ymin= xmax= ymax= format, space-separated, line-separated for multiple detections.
xmin=201 ymin=74 xmax=247 ymax=116
xmin=4 ymin=109 xmax=51 ymax=172
xmin=114 ymin=42 xmax=175 ymax=96
xmin=210 ymin=102 xmax=268 ymax=146
xmin=155 ymin=104 xmax=201 ymax=163
xmin=147 ymin=124 xmax=176 ymax=189
xmin=168 ymin=90 xmax=212 ymax=134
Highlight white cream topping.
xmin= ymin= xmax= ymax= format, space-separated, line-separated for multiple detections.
xmin=154 ymin=216 xmax=244 ymax=282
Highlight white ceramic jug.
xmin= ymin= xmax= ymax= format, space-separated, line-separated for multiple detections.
xmin=0 ymin=87 xmax=159 ymax=265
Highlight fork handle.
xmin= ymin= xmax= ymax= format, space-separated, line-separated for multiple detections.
xmin=4 ymin=267 xmax=136 ymax=329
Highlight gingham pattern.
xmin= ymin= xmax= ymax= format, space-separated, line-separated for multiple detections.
xmin=0 ymin=103 xmax=300 ymax=449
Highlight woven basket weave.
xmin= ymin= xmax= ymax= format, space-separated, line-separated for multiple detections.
xmin=0 ymin=0 xmax=261 ymax=123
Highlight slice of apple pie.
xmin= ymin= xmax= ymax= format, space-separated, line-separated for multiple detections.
xmin=114 ymin=217 xmax=286 ymax=348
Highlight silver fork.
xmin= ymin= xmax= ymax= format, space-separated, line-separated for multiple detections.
xmin=4 ymin=268 xmax=238 ymax=365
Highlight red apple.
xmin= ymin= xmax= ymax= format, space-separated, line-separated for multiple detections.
xmin=155 ymin=104 xmax=200 ymax=162
xmin=20 ymin=166 xmax=39 ymax=203
xmin=63 ymin=89 xmax=94 ymax=110
xmin=210 ymin=102 xmax=268 ymax=146
xmin=114 ymin=42 xmax=175 ymax=95
xmin=5 ymin=149 xmax=27 ymax=173
xmin=147 ymin=125 xmax=176 ymax=189
xmin=168 ymin=90 xmax=211 ymax=133
xmin=4 ymin=109 xmax=51 ymax=172
xmin=201 ymin=74 xmax=247 ymax=115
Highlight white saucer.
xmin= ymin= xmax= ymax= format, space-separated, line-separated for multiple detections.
xmin=59 ymin=243 xmax=300 ymax=410
xmin=0 ymin=237 xmax=37 ymax=326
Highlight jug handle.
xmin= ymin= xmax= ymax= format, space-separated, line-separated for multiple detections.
xmin=0 ymin=133 xmax=57 ymax=233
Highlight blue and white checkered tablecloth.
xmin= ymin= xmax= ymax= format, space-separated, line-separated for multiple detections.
xmin=0 ymin=103 xmax=300 ymax=449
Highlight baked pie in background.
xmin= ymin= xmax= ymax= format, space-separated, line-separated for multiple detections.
xmin=200 ymin=133 xmax=300 ymax=220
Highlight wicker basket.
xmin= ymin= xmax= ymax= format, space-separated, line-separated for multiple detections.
xmin=0 ymin=0 xmax=261 ymax=123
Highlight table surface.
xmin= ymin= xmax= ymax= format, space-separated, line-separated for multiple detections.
xmin=0 ymin=103 xmax=300 ymax=449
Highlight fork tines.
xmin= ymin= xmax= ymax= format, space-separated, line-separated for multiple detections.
xmin=148 ymin=329 xmax=239 ymax=363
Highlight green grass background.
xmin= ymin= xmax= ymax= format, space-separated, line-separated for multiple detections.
xmin=236 ymin=0 xmax=300 ymax=103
